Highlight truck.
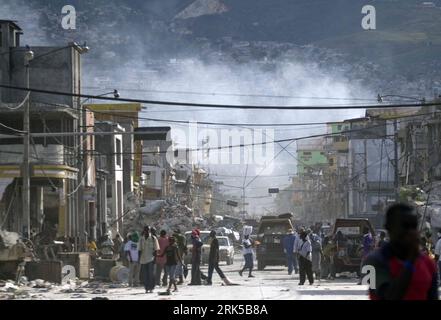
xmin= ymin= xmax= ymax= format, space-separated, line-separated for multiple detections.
xmin=255 ymin=215 xmax=293 ymax=270
xmin=331 ymin=218 xmax=376 ymax=276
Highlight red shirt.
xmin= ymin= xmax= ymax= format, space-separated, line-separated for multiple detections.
xmin=368 ymin=244 xmax=438 ymax=300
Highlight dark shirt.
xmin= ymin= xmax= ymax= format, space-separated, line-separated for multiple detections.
xmin=164 ymin=244 xmax=179 ymax=266
xmin=191 ymin=236 xmax=203 ymax=263
xmin=209 ymin=237 xmax=220 ymax=264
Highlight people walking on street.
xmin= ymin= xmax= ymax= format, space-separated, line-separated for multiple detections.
xmin=434 ymin=231 xmax=441 ymax=284
xmin=139 ymin=226 xmax=159 ymax=293
xmin=155 ymin=230 xmax=169 ymax=286
xmin=297 ymin=230 xmax=314 ymax=285
xmin=206 ymin=230 xmax=231 ymax=285
xmin=189 ymin=229 xmax=207 ymax=285
xmin=239 ymin=234 xmax=254 ymax=278
xmin=310 ymin=230 xmax=323 ymax=281
xmin=173 ymin=228 xmax=187 ymax=285
xmin=159 ymin=236 xmax=182 ymax=295
xmin=363 ymin=203 xmax=439 ymax=300
xmin=283 ymin=229 xmax=298 ymax=275
xmin=124 ymin=234 xmax=140 ymax=287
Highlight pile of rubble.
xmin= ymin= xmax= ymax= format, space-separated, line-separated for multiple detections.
xmin=123 ymin=199 xmax=211 ymax=235
xmin=0 ymin=277 xmax=128 ymax=300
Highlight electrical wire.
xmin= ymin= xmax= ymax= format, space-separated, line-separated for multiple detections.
xmin=84 ymin=85 xmax=378 ymax=102
xmin=0 ymin=121 xmax=26 ymax=134
xmin=4 ymin=92 xmax=30 ymax=110
xmin=1 ymin=83 xmax=437 ymax=110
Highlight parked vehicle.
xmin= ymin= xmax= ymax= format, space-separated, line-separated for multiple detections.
xmin=255 ymin=216 xmax=293 ymax=270
xmin=217 ymin=236 xmax=235 ymax=265
xmin=331 ymin=218 xmax=376 ymax=275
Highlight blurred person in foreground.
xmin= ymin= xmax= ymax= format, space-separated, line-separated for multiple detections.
xmin=363 ymin=203 xmax=438 ymax=300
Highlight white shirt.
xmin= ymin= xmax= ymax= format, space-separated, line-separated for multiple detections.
xmin=139 ymin=235 xmax=160 ymax=264
xmin=435 ymin=238 xmax=441 ymax=261
xmin=124 ymin=240 xmax=139 ymax=262
xmin=242 ymin=239 xmax=253 ymax=255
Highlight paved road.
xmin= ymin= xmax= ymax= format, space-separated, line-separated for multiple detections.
xmin=17 ymin=254 xmax=369 ymax=300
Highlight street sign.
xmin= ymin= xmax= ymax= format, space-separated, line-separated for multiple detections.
xmin=227 ymin=200 xmax=238 ymax=207
xmin=268 ymin=188 xmax=279 ymax=194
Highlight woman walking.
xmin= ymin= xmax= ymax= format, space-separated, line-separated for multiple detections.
xmin=160 ymin=236 xmax=182 ymax=295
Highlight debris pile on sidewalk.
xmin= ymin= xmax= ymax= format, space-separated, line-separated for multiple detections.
xmin=123 ymin=199 xmax=211 ymax=234
xmin=0 ymin=277 xmax=130 ymax=300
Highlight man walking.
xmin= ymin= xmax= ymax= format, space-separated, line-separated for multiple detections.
xmin=364 ymin=203 xmax=438 ymax=300
xmin=206 ymin=230 xmax=230 ymax=285
xmin=173 ymin=228 xmax=187 ymax=285
xmin=239 ymin=234 xmax=254 ymax=278
xmin=310 ymin=230 xmax=323 ymax=282
xmin=297 ymin=230 xmax=314 ymax=285
xmin=283 ymin=229 xmax=298 ymax=275
xmin=155 ymin=230 xmax=169 ymax=287
xmin=124 ymin=234 xmax=140 ymax=287
xmin=138 ymin=226 xmax=159 ymax=293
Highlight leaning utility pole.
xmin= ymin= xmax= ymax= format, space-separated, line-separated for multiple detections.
xmin=22 ymin=49 xmax=33 ymax=239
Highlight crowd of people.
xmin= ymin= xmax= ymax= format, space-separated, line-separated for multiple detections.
xmin=280 ymin=203 xmax=440 ymax=299
xmin=85 ymin=202 xmax=441 ymax=300
xmin=112 ymin=226 xmax=237 ymax=295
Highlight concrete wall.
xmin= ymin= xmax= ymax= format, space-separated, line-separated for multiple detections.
xmin=4 ymin=46 xmax=80 ymax=108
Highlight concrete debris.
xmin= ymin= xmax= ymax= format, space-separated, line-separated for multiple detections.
xmin=92 ymin=288 xmax=108 ymax=294
xmin=124 ymin=198 xmax=210 ymax=234
xmin=0 ymin=229 xmax=20 ymax=249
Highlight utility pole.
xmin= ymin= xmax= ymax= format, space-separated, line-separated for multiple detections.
xmin=393 ymin=119 xmax=399 ymax=201
xmin=22 ymin=49 xmax=33 ymax=239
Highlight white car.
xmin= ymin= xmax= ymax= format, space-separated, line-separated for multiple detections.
xmin=217 ymin=236 xmax=235 ymax=265
xmin=183 ymin=232 xmax=235 ymax=265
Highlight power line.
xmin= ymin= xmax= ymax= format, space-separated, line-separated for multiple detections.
xmin=1 ymin=84 xmax=437 ymax=110
xmin=84 ymin=85 xmax=378 ymax=102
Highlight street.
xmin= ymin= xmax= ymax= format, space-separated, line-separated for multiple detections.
xmin=3 ymin=254 xmax=368 ymax=300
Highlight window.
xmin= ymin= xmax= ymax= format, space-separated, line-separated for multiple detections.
xmin=303 ymin=151 xmax=311 ymax=156
xmin=0 ymin=31 xmax=2 ymax=47
xmin=116 ymin=138 xmax=121 ymax=166
xmin=337 ymin=125 xmax=342 ymax=130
